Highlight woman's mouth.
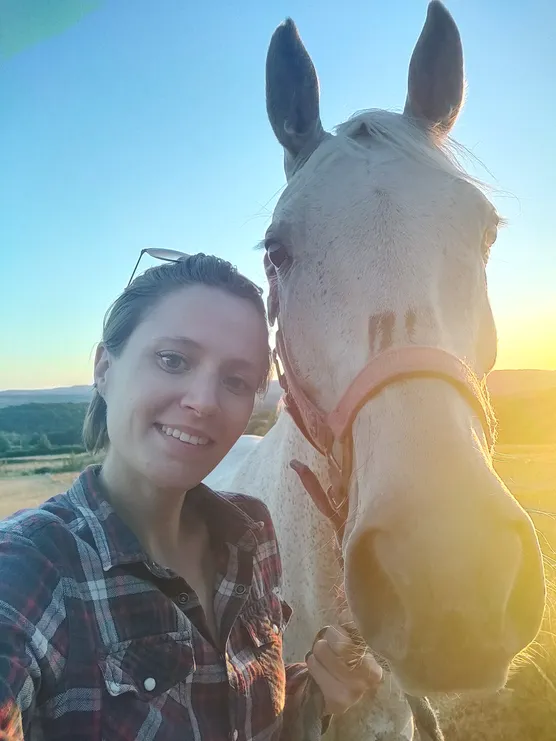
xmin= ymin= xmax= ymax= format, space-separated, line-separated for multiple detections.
xmin=158 ymin=424 xmax=212 ymax=447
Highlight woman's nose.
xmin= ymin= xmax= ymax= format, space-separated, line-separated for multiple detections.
xmin=179 ymin=376 xmax=219 ymax=416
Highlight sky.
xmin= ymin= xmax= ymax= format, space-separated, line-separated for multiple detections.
xmin=0 ymin=0 xmax=554 ymax=390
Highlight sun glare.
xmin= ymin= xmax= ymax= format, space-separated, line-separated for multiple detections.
xmin=495 ymin=315 xmax=556 ymax=371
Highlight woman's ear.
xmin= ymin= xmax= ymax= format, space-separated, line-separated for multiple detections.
xmin=93 ymin=344 xmax=111 ymax=398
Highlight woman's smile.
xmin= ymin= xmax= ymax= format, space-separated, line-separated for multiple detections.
xmin=155 ymin=422 xmax=215 ymax=454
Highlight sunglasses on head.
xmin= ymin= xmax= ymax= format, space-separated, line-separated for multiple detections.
xmin=127 ymin=248 xmax=190 ymax=287
xmin=127 ymin=248 xmax=264 ymax=297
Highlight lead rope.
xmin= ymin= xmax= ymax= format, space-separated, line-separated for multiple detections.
xmin=289 ymin=461 xmax=444 ymax=741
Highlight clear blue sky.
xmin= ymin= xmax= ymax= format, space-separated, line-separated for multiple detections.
xmin=0 ymin=0 xmax=554 ymax=390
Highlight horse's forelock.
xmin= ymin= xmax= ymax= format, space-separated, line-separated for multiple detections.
xmin=335 ymin=108 xmax=487 ymax=193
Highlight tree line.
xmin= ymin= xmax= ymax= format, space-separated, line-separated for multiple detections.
xmin=0 ymin=390 xmax=554 ymax=458
xmin=0 ymin=402 xmax=279 ymax=457
xmin=0 ymin=403 xmax=88 ymax=456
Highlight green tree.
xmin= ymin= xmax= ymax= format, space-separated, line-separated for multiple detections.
xmin=29 ymin=432 xmax=41 ymax=447
xmin=0 ymin=432 xmax=10 ymax=455
xmin=0 ymin=402 xmax=88 ymax=437
xmin=34 ymin=433 xmax=52 ymax=454
xmin=5 ymin=432 xmax=21 ymax=449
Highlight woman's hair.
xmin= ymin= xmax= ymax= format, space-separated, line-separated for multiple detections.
xmin=83 ymin=253 xmax=271 ymax=453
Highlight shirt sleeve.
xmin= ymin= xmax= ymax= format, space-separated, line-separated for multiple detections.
xmin=0 ymin=531 xmax=66 ymax=738
xmin=283 ymin=663 xmax=331 ymax=738
xmin=239 ymin=498 xmax=332 ymax=736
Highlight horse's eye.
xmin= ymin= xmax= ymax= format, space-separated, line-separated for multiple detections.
xmin=265 ymin=241 xmax=289 ymax=270
xmin=482 ymin=225 xmax=498 ymax=259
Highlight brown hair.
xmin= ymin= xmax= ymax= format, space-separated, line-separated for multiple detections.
xmin=83 ymin=253 xmax=271 ymax=453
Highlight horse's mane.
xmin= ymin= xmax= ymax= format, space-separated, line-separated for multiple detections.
xmin=335 ymin=109 xmax=486 ymax=191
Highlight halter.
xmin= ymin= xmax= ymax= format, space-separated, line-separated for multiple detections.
xmin=274 ymin=327 xmax=495 ymax=546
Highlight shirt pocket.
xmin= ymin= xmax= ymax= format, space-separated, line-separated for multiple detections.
xmin=238 ymin=592 xmax=292 ymax=717
xmin=242 ymin=592 xmax=292 ymax=646
xmin=98 ymin=633 xmax=196 ymax=739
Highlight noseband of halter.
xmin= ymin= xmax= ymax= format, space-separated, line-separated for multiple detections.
xmin=273 ymin=328 xmax=495 ymax=546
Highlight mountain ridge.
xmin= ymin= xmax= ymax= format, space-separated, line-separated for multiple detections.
xmin=1 ymin=369 xmax=555 ymax=410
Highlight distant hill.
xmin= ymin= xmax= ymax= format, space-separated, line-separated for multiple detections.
xmin=0 ymin=386 xmax=92 ymax=408
xmin=487 ymin=370 xmax=556 ymax=396
xmin=2 ymin=371 xmax=554 ymax=409
xmin=1 ymin=372 xmax=555 ymax=446
xmin=0 ymin=382 xmax=282 ymax=412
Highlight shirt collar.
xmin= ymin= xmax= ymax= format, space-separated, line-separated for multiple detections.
xmin=66 ymin=465 xmax=262 ymax=572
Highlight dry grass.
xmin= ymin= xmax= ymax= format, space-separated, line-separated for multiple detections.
xmin=0 ymin=472 xmax=78 ymax=519
xmin=435 ymin=566 xmax=556 ymax=740
xmin=0 ymin=447 xmax=555 ymax=739
xmin=0 ymin=453 xmax=99 ymax=518
xmin=434 ymin=444 xmax=556 ymax=741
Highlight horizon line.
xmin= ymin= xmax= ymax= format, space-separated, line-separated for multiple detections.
xmin=1 ymin=366 xmax=556 ymax=394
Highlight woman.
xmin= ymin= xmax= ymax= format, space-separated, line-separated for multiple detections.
xmin=0 ymin=253 xmax=381 ymax=739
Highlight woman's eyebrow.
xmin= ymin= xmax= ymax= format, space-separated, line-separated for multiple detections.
xmin=156 ymin=335 xmax=203 ymax=351
xmin=155 ymin=336 xmax=259 ymax=373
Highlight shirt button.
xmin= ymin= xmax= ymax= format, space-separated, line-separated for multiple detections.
xmin=234 ymin=584 xmax=246 ymax=596
xmin=178 ymin=592 xmax=189 ymax=605
xmin=143 ymin=677 xmax=156 ymax=692
xmin=272 ymin=623 xmax=280 ymax=635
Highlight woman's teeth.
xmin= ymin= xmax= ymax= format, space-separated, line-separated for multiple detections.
xmin=161 ymin=426 xmax=210 ymax=446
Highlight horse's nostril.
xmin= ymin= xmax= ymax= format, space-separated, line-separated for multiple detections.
xmin=345 ymin=530 xmax=407 ymax=655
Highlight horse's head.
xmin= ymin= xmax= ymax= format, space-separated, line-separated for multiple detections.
xmin=264 ymin=1 xmax=545 ymax=695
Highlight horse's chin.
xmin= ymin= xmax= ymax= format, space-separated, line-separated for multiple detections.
xmin=386 ymin=654 xmax=511 ymax=697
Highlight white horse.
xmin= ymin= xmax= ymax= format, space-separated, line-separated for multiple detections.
xmin=206 ymin=3 xmax=545 ymax=738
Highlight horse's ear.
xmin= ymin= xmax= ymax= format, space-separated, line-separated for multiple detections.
xmin=266 ymin=19 xmax=324 ymax=165
xmin=404 ymin=1 xmax=464 ymax=136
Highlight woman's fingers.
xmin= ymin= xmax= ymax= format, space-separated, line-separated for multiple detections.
xmin=313 ymin=632 xmax=382 ymax=685
xmin=318 ymin=624 xmax=357 ymax=660
xmin=307 ymin=648 xmax=381 ymax=716
xmin=307 ymin=620 xmax=383 ymax=717
xmin=307 ymin=652 xmax=357 ymax=716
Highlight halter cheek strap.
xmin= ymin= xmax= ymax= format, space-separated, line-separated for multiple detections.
xmin=274 ymin=328 xmax=495 ymax=546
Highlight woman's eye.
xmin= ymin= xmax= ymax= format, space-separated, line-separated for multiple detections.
xmin=156 ymin=352 xmax=190 ymax=373
xmin=224 ymin=376 xmax=252 ymax=395
xmin=265 ymin=240 xmax=290 ymax=270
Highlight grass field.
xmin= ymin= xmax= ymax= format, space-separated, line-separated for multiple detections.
xmin=434 ymin=445 xmax=556 ymax=741
xmin=0 ymin=446 xmax=555 ymax=740
xmin=0 ymin=453 xmax=99 ymax=518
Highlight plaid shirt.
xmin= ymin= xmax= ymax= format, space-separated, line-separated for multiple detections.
xmin=0 ymin=465 xmax=315 ymax=740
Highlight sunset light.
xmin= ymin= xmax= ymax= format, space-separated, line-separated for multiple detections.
xmin=0 ymin=3 xmax=554 ymax=740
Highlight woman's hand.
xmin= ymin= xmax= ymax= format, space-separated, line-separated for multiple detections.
xmin=306 ymin=612 xmax=383 ymax=717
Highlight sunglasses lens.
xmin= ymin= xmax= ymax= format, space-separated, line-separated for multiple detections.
xmin=128 ymin=249 xmax=263 ymax=296
xmin=145 ymin=248 xmax=190 ymax=262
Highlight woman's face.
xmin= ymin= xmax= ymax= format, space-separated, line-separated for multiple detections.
xmin=95 ymin=285 xmax=269 ymax=492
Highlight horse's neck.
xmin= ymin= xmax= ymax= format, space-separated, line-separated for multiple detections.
xmin=231 ymin=412 xmax=342 ymax=659
xmin=231 ymin=415 xmax=416 ymax=741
